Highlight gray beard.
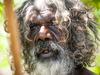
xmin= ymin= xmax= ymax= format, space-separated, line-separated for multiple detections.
xmin=31 ymin=58 xmax=74 ymax=75
xmin=28 ymin=42 xmax=75 ymax=75
xmin=30 ymin=52 xmax=74 ymax=75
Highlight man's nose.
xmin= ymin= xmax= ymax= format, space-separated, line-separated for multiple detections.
xmin=38 ymin=26 xmax=52 ymax=40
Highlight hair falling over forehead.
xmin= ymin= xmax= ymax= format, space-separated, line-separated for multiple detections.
xmin=16 ymin=0 xmax=99 ymax=74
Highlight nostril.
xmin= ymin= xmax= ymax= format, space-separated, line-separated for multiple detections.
xmin=39 ymin=33 xmax=46 ymax=39
xmin=38 ymin=33 xmax=52 ymax=40
xmin=45 ymin=38 xmax=51 ymax=41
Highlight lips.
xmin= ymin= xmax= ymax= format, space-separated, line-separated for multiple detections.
xmin=40 ymin=51 xmax=53 ymax=58
xmin=41 ymin=48 xmax=49 ymax=54
xmin=38 ymin=48 xmax=53 ymax=58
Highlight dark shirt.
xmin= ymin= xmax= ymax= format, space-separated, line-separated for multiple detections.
xmin=74 ymin=67 xmax=96 ymax=75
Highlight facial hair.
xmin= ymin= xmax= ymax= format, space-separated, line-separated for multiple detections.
xmin=28 ymin=41 xmax=75 ymax=75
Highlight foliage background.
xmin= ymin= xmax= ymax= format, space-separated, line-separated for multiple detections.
xmin=0 ymin=0 xmax=100 ymax=75
xmin=81 ymin=0 xmax=100 ymax=75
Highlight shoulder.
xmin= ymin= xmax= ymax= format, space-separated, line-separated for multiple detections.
xmin=74 ymin=67 xmax=96 ymax=75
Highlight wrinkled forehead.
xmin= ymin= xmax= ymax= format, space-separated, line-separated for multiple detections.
xmin=34 ymin=0 xmax=52 ymax=10
xmin=31 ymin=0 xmax=67 ymax=11
xmin=25 ymin=0 xmax=70 ymax=24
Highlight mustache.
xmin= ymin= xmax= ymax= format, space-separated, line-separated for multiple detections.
xmin=34 ymin=41 xmax=66 ymax=56
xmin=35 ymin=40 xmax=63 ymax=49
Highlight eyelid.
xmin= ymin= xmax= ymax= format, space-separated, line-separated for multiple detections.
xmin=29 ymin=23 xmax=38 ymax=28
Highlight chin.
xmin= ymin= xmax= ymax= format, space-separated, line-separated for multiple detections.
xmin=29 ymin=40 xmax=74 ymax=75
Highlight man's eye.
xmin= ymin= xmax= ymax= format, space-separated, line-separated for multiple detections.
xmin=30 ymin=23 xmax=37 ymax=28
xmin=29 ymin=23 xmax=39 ymax=30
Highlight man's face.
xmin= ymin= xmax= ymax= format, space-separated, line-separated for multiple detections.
xmin=24 ymin=2 xmax=69 ymax=60
xmin=20 ymin=0 xmax=75 ymax=75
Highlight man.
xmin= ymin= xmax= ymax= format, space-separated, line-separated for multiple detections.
xmin=16 ymin=0 xmax=98 ymax=75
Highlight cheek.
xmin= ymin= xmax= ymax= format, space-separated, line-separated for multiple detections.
xmin=49 ymin=26 xmax=68 ymax=43
xmin=27 ymin=27 xmax=40 ymax=40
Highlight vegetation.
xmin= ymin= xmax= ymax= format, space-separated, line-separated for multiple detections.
xmin=81 ymin=0 xmax=100 ymax=74
xmin=0 ymin=0 xmax=100 ymax=75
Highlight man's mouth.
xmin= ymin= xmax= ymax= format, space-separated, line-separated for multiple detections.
xmin=36 ymin=48 xmax=54 ymax=58
xmin=40 ymin=48 xmax=53 ymax=58
xmin=35 ymin=40 xmax=59 ymax=59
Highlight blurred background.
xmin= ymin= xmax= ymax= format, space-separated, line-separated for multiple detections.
xmin=0 ymin=0 xmax=100 ymax=75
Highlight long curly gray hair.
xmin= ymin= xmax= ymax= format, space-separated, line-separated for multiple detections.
xmin=16 ymin=0 xmax=99 ymax=74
